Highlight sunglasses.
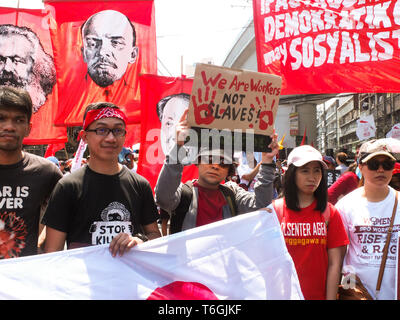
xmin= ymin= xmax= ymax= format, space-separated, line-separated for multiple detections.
xmin=365 ymin=159 xmax=395 ymax=171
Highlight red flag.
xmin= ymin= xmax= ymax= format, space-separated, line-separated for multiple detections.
xmin=137 ymin=74 xmax=198 ymax=189
xmin=0 ymin=7 xmax=67 ymax=144
xmin=253 ymin=0 xmax=400 ymax=94
xmin=44 ymin=0 xmax=157 ymax=126
xmin=124 ymin=123 xmax=141 ymax=148
xmin=300 ymin=127 xmax=307 ymax=146
xmin=44 ymin=143 xmax=65 ymax=158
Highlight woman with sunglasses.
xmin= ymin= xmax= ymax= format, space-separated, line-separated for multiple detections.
xmin=335 ymin=139 xmax=400 ymax=300
xmin=268 ymin=145 xmax=349 ymax=300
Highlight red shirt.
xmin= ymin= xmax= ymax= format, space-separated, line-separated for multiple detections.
xmin=278 ymin=200 xmax=349 ymax=300
xmin=328 ymin=172 xmax=359 ymax=205
xmin=193 ymin=182 xmax=227 ymax=227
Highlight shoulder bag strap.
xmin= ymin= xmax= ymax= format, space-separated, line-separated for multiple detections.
xmin=375 ymin=190 xmax=398 ymax=298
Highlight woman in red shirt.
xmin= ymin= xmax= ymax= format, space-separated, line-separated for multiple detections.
xmin=271 ymin=145 xmax=349 ymax=300
xmin=328 ymin=162 xmax=360 ymax=205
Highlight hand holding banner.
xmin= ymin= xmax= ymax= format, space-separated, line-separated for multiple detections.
xmin=0 ymin=210 xmax=303 ymax=300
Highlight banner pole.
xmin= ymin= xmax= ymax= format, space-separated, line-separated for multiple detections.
xmin=180 ymin=55 xmax=183 ymax=77
xmin=15 ymin=0 xmax=20 ymax=25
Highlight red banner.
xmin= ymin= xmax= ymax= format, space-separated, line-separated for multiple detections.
xmin=137 ymin=74 xmax=198 ymax=190
xmin=44 ymin=142 xmax=65 ymax=157
xmin=44 ymin=0 xmax=157 ymax=126
xmin=0 ymin=7 xmax=67 ymax=144
xmin=124 ymin=123 xmax=141 ymax=148
xmin=253 ymin=0 xmax=400 ymax=94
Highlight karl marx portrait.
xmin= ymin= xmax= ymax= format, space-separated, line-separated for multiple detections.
xmin=0 ymin=24 xmax=56 ymax=113
xmin=81 ymin=10 xmax=139 ymax=88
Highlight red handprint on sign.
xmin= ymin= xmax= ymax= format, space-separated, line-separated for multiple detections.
xmin=192 ymin=87 xmax=216 ymax=125
xmin=253 ymin=96 xmax=275 ymax=131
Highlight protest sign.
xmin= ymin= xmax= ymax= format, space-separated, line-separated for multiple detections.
xmin=356 ymin=114 xmax=376 ymax=140
xmin=44 ymin=0 xmax=157 ymax=126
xmin=137 ymin=74 xmax=198 ymax=189
xmin=187 ymin=64 xmax=282 ymax=152
xmin=387 ymin=123 xmax=400 ymax=140
xmin=0 ymin=7 xmax=67 ymax=144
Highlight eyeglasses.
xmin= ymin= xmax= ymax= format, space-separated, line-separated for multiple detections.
xmin=365 ymin=159 xmax=395 ymax=171
xmin=85 ymin=127 xmax=126 ymax=137
xmin=200 ymin=155 xmax=231 ymax=169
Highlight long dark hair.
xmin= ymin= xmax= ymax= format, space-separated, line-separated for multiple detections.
xmin=283 ymin=163 xmax=328 ymax=212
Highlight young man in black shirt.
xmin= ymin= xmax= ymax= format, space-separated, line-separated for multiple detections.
xmin=0 ymin=86 xmax=63 ymax=258
xmin=43 ymin=102 xmax=161 ymax=257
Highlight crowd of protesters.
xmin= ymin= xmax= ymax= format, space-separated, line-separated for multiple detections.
xmin=1 ymin=85 xmax=400 ymax=300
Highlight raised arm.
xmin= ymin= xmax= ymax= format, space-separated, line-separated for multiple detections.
xmin=229 ymin=131 xmax=279 ymax=212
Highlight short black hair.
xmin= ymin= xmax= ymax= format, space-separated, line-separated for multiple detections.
xmin=83 ymin=101 xmax=120 ymax=122
xmin=156 ymin=93 xmax=190 ymax=121
xmin=283 ymin=163 xmax=328 ymax=212
xmin=0 ymin=86 xmax=33 ymax=121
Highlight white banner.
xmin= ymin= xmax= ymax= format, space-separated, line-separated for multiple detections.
xmin=0 ymin=210 xmax=303 ymax=300
xmin=70 ymin=139 xmax=87 ymax=173
xmin=386 ymin=124 xmax=400 ymax=140
xmin=356 ymin=115 xmax=376 ymax=141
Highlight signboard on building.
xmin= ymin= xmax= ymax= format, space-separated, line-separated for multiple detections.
xmin=289 ymin=112 xmax=299 ymax=136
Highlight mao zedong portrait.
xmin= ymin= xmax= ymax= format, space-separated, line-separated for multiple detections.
xmin=156 ymin=93 xmax=190 ymax=156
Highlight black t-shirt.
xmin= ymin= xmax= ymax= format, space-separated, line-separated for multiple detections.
xmin=42 ymin=165 xmax=159 ymax=248
xmin=0 ymin=152 xmax=63 ymax=258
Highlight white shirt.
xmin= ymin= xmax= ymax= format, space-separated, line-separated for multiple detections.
xmin=336 ymin=163 xmax=348 ymax=175
xmin=335 ymin=186 xmax=400 ymax=299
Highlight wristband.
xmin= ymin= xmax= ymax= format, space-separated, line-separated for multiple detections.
xmin=261 ymin=163 xmax=276 ymax=168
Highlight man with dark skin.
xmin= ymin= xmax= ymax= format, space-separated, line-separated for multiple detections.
xmin=0 ymin=86 xmax=62 ymax=259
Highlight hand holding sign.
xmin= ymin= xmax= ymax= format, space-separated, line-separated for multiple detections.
xmin=176 ymin=109 xmax=190 ymax=147
xmin=262 ymin=130 xmax=279 ymax=163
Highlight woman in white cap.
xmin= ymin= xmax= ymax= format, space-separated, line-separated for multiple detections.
xmin=268 ymin=145 xmax=349 ymax=300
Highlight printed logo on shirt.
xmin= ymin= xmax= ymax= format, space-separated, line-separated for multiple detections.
xmin=352 ymin=219 xmax=400 ymax=266
xmin=0 ymin=186 xmax=29 ymax=209
xmin=281 ymin=222 xmax=327 ymax=246
xmin=89 ymin=202 xmax=133 ymax=245
xmin=0 ymin=211 xmax=27 ymax=259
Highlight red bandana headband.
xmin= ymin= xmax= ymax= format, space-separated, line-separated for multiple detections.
xmin=83 ymin=107 xmax=128 ymax=131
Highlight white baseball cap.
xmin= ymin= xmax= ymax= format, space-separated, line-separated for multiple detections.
xmin=287 ymin=145 xmax=328 ymax=169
